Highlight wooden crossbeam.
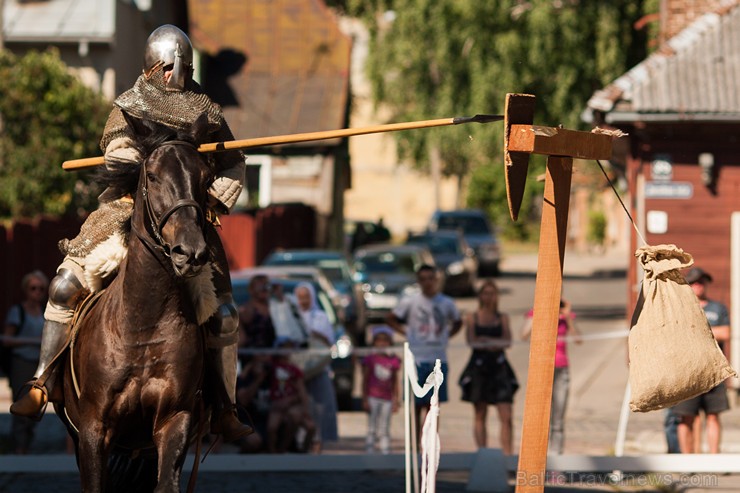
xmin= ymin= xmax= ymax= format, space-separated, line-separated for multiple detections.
xmin=507 ymin=124 xmax=612 ymax=160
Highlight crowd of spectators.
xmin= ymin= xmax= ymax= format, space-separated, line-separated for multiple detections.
xmin=235 ymin=275 xmax=337 ymax=454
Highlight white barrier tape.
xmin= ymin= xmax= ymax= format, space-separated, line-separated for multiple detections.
xmin=0 ymin=329 xmax=630 ymax=356
xmin=404 ymin=347 xmax=443 ymax=493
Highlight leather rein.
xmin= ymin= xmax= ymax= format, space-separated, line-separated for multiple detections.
xmin=131 ymin=140 xmax=206 ymax=266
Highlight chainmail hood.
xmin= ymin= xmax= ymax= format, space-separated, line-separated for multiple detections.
xmin=101 ymin=66 xmax=224 ymax=151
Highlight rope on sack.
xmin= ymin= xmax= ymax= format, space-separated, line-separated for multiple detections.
xmin=595 ymin=158 xmax=648 ymax=247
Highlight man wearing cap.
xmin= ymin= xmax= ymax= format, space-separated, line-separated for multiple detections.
xmin=671 ymin=267 xmax=730 ymax=453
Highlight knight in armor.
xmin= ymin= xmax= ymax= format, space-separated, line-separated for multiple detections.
xmin=11 ymin=25 xmax=252 ymax=442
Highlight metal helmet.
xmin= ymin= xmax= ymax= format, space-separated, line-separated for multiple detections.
xmin=143 ymin=24 xmax=193 ymax=92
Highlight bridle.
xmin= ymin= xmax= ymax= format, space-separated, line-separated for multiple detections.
xmin=132 ymin=140 xmax=206 ymax=263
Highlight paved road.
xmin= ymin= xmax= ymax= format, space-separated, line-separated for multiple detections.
xmin=2 ymin=249 xmax=740 ymax=491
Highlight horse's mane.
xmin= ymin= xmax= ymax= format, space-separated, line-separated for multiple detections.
xmin=96 ymin=118 xmax=205 ymax=201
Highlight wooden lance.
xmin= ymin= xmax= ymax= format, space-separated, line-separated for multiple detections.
xmin=61 ymin=114 xmax=503 ymax=171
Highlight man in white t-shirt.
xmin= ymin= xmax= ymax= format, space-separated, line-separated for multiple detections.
xmin=387 ymin=264 xmax=462 ymax=431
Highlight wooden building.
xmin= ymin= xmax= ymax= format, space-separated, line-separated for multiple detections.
xmin=187 ymin=0 xmax=352 ymax=249
xmin=2 ymin=0 xmax=186 ymax=100
xmin=586 ymin=0 xmax=740 ymax=369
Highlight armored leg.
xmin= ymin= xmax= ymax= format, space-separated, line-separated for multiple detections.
xmin=208 ymin=295 xmax=253 ymax=442
xmin=10 ymin=268 xmax=82 ymax=420
xmin=204 ymin=224 xmax=252 ymax=441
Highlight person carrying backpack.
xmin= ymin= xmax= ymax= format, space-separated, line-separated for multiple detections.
xmin=3 ymin=271 xmax=48 ymax=454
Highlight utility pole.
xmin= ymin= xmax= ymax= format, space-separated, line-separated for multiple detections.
xmin=0 ymin=0 xmax=5 ymax=169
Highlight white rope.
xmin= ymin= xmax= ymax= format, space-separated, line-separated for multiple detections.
xmin=403 ymin=345 xmax=443 ymax=493
xmin=0 ymin=329 xmax=630 ymax=358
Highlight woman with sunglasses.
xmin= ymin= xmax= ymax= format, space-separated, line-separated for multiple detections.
xmin=3 ymin=270 xmax=48 ymax=454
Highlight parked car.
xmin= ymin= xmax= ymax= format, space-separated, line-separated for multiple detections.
xmin=344 ymin=219 xmax=392 ymax=252
xmin=262 ymin=250 xmax=366 ymax=345
xmin=352 ymin=244 xmax=437 ymax=328
xmin=230 ymin=268 xmax=355 ymax=410
xmin=428 ymin=209 xmax=501 ymax=276
xmin=245 ymin=265 xmax=345 ymax=321
xmin=405 ymin=230 xmax=478 ymax=296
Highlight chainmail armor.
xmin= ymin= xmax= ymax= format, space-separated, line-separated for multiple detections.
xmin=101 ymin=65 xmax=224 ymax=152
xmin=59 ymin=200 xmax=133 ymax=257
xmin=80 ymin=66 xmax=244 ymax=263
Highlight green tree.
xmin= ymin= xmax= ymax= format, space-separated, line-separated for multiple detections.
xmin=338 ymin=0 xmax=650 ymax=239
xmin=0 ymin=48 xmax=109 ymax=219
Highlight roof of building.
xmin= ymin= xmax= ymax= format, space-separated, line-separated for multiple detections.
xmin=587 ymin=1 xmax=740 ymax=123
xmin=188 ymin=0 xmax=351 ymax=147
xmin=3 ymin=0 xmax=115 ymax=43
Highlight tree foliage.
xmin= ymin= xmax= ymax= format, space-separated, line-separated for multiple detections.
xmin=0 ymin=48 xmax=110 ymax=219
xmin=336 ymin=0 xmax=651 ymax=239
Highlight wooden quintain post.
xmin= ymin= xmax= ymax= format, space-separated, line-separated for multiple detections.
xmin=502 ymin=94 xmax=613 ymax=493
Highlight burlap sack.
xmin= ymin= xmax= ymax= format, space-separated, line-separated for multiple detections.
xmin=628 ymin=244 xmax=736 ymax=412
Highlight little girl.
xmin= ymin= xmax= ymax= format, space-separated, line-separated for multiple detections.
xmin=267 ymin=337 xmax=315 ymax=453
xmin=361 ymin=325 xmax=401 ymax=454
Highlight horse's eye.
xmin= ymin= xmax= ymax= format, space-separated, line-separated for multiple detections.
xmin=146 ymin=172 xmax=157 ymax=183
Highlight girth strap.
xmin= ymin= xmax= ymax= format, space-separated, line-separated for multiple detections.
xmin=68 ymin=290 xmax=106 ymax=399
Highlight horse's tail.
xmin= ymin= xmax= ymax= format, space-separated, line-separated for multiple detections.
xmin=105 ymin=451 xmax=158 ymax=493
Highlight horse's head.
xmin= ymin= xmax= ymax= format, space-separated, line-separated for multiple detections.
xmin=103 ymin=112 xmax=215 ymax=278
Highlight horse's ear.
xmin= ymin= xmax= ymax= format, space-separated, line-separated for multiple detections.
xmin=189 ymin=113 xmax=211 ymax=144
xmin=121 ymin=110 xmax=151 ymax=139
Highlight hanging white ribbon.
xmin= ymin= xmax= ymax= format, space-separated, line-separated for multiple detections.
xmin=404 ymin=344 xmax=443 ymax=493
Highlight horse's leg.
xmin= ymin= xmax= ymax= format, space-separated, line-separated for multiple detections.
xmin=153 ymin=411 xmax=193 ymax=493
xmin=77 ymin=421 xmax=107 ymax=493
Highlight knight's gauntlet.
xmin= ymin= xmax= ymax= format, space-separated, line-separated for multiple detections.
xmin=104 ymin=136 xmax=143 ymax=167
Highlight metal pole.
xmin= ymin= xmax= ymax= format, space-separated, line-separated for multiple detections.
xmin=405 ymin=342 xmax=412 ymax=493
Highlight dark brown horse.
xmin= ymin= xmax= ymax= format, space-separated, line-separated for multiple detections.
xmin=57 ymin=112 xmax=216 ymax=492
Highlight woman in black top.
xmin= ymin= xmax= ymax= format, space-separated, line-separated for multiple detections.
xmin=459 ymin=280 xmax=518 ymax=453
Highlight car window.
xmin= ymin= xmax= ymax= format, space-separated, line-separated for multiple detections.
xmin=437 ymin=215 xmax=490 ymax=235
xmin=264 ymin=256 xmax=352 ymax=289
xmin=355 ymin=251 xmax=417 ymax=274
xmin=408 ymin=235 xmax=460 ymax=255
xmin=316 ymin=290 xmax=337 ymax=325
xmin=233 ymin=277 xmax=339 ymax=330
xmin=315 ymin=259 xmax=353 ymax=286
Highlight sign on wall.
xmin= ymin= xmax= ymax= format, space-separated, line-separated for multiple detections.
xmin=645 ymin=182 xmax=694 ymax=199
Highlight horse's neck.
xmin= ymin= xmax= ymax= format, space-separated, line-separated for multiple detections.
xmin=118 ymin=237 xmax=180 ymax=326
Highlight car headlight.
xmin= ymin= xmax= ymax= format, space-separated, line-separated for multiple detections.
xmin=332 ymin=335 xmax=353 ymax=359
xmin=447 ymin=261 xmax=465 ymax=276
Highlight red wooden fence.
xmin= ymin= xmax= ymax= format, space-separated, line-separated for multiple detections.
xmin=0 ymin=203 xmax=316 ymax=322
